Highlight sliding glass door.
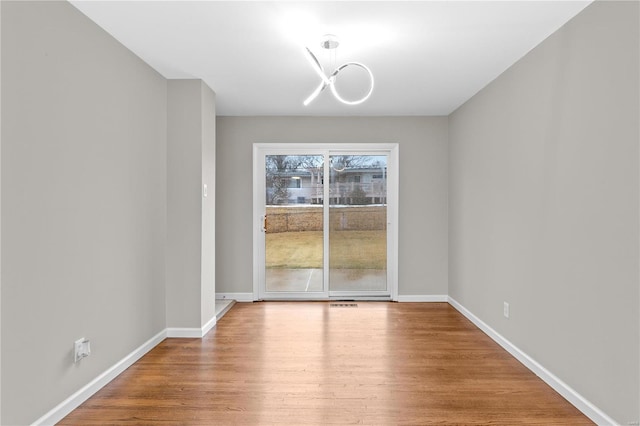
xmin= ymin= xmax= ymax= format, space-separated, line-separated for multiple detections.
xmin=264 ymin=154 xmax=324 ymax=294
xmin=253 ymin=144 xmax=398 ymax=300
xmin=329 ymin=154 xmax=387 ymax=296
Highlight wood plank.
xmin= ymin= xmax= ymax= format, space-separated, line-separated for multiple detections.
xmin=59 ymin=302 xmax=592 ymax=425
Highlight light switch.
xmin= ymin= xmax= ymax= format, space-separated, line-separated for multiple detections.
xmin=203 ymin=184 xmax=208 ymax=198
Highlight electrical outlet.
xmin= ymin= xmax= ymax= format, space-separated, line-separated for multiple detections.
xmin=74 ymin=338 xmax=91 ymax=363
xmin=503 ymin=302 xmax=510 ymax=319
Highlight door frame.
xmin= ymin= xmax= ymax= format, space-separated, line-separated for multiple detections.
xmin=252 ymin=143 xmax=399 ymax=301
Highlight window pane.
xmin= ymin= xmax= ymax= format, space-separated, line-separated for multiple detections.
xmin=328 ymin=155 xmax=387 ymax=292
xmin=265 ymin=155 xmax=324 ymax=292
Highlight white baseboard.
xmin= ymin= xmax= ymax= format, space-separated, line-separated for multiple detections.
xmin=397 ymin=294 xmax=448 ymax=302
xmin=166 ymin=316 xmax=217 ymax=338
xmin=216 ymin=292 xmax=254 ymax=302
xmin=201 ymin=315 xmax=217 ymax=337
xmin=220 ymin=293 xmax=451 ymax=303
xmin=32 ymin=316 xmax=219 ymax=425
xmin=31 ymin=298 xmax=616 ymax=426
xmin=32 ymin=329 xmax=167 ymax=426
xmin=166 ymin=328 xmax=202 ymax=338
xmin=216 ymin=300 xmax=237 ymax=321
xmin=447 ymin=297 xmax=617 ymax=426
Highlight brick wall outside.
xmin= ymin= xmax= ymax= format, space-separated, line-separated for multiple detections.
xmin=266 ymin=206 xmax=386 ymax=233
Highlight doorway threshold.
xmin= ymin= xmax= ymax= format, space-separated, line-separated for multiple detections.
xmin=330 ymin=296 xmax=391 ymax=301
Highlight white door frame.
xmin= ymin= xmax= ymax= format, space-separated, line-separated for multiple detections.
xmin=252 ymin=143 xmax=399 ymax=301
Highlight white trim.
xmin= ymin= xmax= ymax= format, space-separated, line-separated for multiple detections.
xmin=447 ymin=297 xmax=618 ymax=426
xmin=30 ymin=298 xmax=618 ymax=425
xmin=32 ymin=329 xmax=167 ymax=426
xmin=216 ymin=292 xmax=255 ymax=302
xmin=201 ymin=315 xmax=217 ymax=337
xmin=387 ymin=144 xmax=400 ymax=301
xmin=329 ymin=292 xmax=391 ymax=299
xmin=259 ymin=293 xmax=329 ymax=301
xmin=253 ymin=143 xmax=399 ymax=152
xmin=31 ymin=318 xmax=219 ymax=425
xmin=166 ymin=316 xmax=218 ymax=338
xmin=397 ymin=295 xmax=448 ymax=302
xmin=253 ymin=143 xmax=399 ymax=301
xmin=252 ymin=145 xmax=262 ymax=302
xmin=216 ymin=300 xmax=237 ymax=321
xmin=166 ymin=328 xmax=202 ymax=338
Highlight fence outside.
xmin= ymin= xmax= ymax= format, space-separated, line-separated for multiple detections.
xmin=266 ymin=206 xmax=386 ymax=233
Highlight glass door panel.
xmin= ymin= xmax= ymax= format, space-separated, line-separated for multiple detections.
xmin=328 ymin=155 xmax=387 ymax=293
xmin=265 ymin=155 xmax=325 ymax=293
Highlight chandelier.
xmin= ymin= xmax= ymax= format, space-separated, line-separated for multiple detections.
xmin=303 ymin=34 xmax=374 ymax=106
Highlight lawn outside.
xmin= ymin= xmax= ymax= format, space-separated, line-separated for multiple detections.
xmin=266 ymin=230 xmax=386 ymax=270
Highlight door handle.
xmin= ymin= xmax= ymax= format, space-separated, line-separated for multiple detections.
xmin=262 ymin=215 xmax=267 ymax=232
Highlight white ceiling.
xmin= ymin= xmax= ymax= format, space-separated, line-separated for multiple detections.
xmin=70 ymin=1 xmax=591 ymax=116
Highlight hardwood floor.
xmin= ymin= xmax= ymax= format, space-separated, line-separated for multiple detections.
xmin=60 ymin=302 xmax=592 ymax=425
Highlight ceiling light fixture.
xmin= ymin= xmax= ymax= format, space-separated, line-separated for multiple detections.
xmin=303 ymin=34 xmax=374 ymax=106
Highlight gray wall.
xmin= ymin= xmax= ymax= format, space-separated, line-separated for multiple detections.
xmin=1 ymin=0 xmax=635 ymax=424
xmin=166 ymin=80 xmax=216 ymax=329
xmin=166 ymin=81 xmax=204 ymax=328
xmin=216 ymin=117 xmax=448 ymax=297
xmin=1 ymin=2 xmax=168 ymax=424
xmin=448 ymin=1 xmax=639 ymax=423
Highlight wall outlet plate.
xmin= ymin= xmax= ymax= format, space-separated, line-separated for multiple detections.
xmin=74 ymin=338 xmax=91 ymax=363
